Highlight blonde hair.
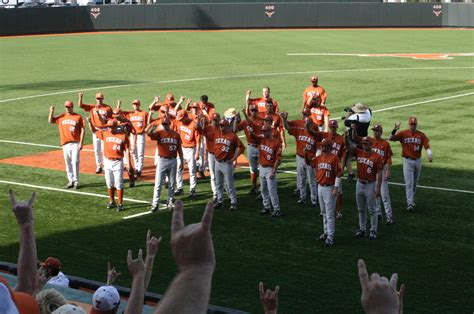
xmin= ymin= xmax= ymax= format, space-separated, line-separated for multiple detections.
xmin=36 ymin=288 xmax=67 ymax=314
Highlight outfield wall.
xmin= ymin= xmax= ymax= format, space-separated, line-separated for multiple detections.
xmin=0 ymin=3 xmax=472 ymax=36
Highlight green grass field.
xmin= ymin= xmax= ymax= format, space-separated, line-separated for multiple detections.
xmin=0 ymin=29 xmax=473 ymax=313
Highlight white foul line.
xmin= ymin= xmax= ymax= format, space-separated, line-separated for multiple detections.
xmin=1 ymin=66 xmax=473 ymax=104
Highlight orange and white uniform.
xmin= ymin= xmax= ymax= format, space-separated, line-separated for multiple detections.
xmin=303 ymin=85 xmax=327 ymax=108
xmin=248 ymin=97 xmax=279 ymax=118
xmin=96 ymin=129 xmax=129 ymax=190
xmin=199 ymin=102 xmax=216 ymax=121
xmin=81 ymin=103 xmax=113 ymax=169
xmin=236 ymin=118 xmax=264 ymax=175
xmin=371 ymin=137 xmax=393 ymax=221
xmin=174 ymin=120 xmax=200 ymax=191
xmin=201 ymin=124 xmax=221 ymax=199
xmin=309 ymin=105 xmax=330 ymax=130
xmin=51 ymin=113 xmax=85 ymax=186
xmin=322 ymin=133 xmax=346 ymax=159
xmin=124 ymin=110 xmax=149 ymax=173
xmin=149 ymin=128 xmax=182 ymax=208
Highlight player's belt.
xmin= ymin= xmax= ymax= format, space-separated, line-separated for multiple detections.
xmin=358 ymin=180 xmax=374 ymax=184
xmin=106 ymin=157 xmax=122 ymax=161
xmin=297 ymin=154 xmax=305 ymax=158
xmin=159 ymin=156 xmax=175 ymax=159
xmin=248 ymin=143 xmax=258 ymax=147
xmin=318 ymin=184 xmax=334 ymax=187
xmin=404 ymin=156 xmax=420 ymax=161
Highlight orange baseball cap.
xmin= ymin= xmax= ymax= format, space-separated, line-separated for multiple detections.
xmin=329 ymin=120 xmax=338 ymax=128
xmin=311 ymin=75 xmax=318 ymax=82
xmin=371 ymin=124 xmax=383 ymax=131
xmin=219 ymin=119 xmax=229 ymax=126
xmin=40 ymin=257 xmax=61 ymax=270
xmin=176 ymin=110 xmax=187 ymax=121
xmin=95 ymin=93 xmax=104 ymax=100
xmin=132 ymin=99 xmax=140 ymax=105
xmin=0 ymin=276 xmax=40 ymax=314
xmin=166 ymin=93 xmax=175 ymax=102
xmin=320 ymin=138 xmax=332 ymax=146
xmin=64 ymin=101 xmax=73 ymax=108
xmin=409 ymin=117 xmax=417 ymax=124
xmin=212 ymin=113 xmax=221 ymax=121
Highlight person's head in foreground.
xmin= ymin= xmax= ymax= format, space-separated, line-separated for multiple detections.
xmin=0 ymin=276 xmax=40 ymax=314
xmin=90 ymin=285 xmax=120 ymax=314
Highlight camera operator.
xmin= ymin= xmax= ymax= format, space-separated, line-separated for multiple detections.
xmin=342 ymin=103 xmax=372 ymax=180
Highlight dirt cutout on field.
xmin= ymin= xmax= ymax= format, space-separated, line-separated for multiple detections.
xmin=0 ymin=137 xmax=249 ymax=183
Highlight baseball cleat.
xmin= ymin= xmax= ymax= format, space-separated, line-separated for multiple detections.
xmin=271 ymin=210 xmax=282 ymax=218
xmin=107 ymin=202 xmax=116 ymax=209
xmin=325 ymin=238 xmax=335 ymax=247
xmin=297 ymin=198 xmax=306 ymax=205
xmin=347 ymin=173 xmax=355 ymax=182
xmin=311 ymin=201 xmax=318 ymax=208
xmin=95 ymin=166 xmax=103 ymax=174
xmin=150 ymin=205 xmax=159 ymax=213
xmin=369 ymin=230 xmax=377 ymax=240
xmin=136 ymin=171 xmax=142 ymax=177
xmin=377 ymin=214 xmax=383 ymax=221
xmin=386 ymin=218 xmax=394 ymax=225
xmin=407 ymin=205 xmax=414 ymax=212
xmin=249 ymin=187 xmax=259 ymax=195
xmin=260 ymin=207 xmax=270 ymax=215
xmin=65 ymin=182 xmax=74 ymax=189
xmin=198 ymin=170 xmax=206 ymax=179
xmin=214 ymin=202 xmax=224 ymax=209
xmin=292 ymin=188 xmax=299 ymax=197
xmin=73 ymin=182 xmax=80 ymax=190
xmin=354 ymin=230 xmax=366 ymax=238
xmin=189 ymin=189 xmax=196 ymax=198
xmin=255 ymin=193 xmax=262 ymax=201
xmin=166 ymin=202 xmax=174 ymax=210
xmin=174 ymin=188 xmax=184 ymax=195
xmin=318 ymin=233 xmax=327 ymax=241
xmin=129 ymin=181 xmax=135 ymax=188
xmin=229 ymin=204 xmax=238 ymax=211
xmin=116 ymin=204 xmax=125 ymax=212
xmin=336 ymin=212 xmax=343 ymax=219
xmin=319 ymin=212 xmax=323 ymax=217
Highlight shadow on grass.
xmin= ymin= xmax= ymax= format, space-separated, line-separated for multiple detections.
xmin=0 ymin=79 xmax=145 ymax=92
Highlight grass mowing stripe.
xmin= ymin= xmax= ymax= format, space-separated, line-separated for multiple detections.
xmin=1 ymin=66 xmax=473 ymax=104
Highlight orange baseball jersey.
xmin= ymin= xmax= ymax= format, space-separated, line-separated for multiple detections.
xmin=81 ymin=104 xmax=113 ymax=128
xmin=287 ymin=119 xmax=305 ymax=129
xmin=214 ymin=132 xmax=240 ymax=162
xmin=124 ymin=110 xmax=149 ymax=134
xmin=249 ymin=97 xmax=279 ymax=116
xmin=309 ymin=105 xmax=330 ymax=126
xmin=168 ymin=104 xmax=182 ymax=118
xmin=237 ymin=119 xmax=264 ymax=146
xmin=175 ymin=120 xmax=200 ymax=148
xmin=52 ymin=113 xmax=85 ymax=145
xmin=287 ymin=123 xmax=318 ymax=158
xmin=392 ymin=130 xmax=430 ymax=159
xmin=201 ymin=124 xmax=221 ymax=155
xmin=322 ymin=133 xmax=346 ymax=159
xmin=371 ymin=138 xmax=393 ymax=165
xmin=96 ymin=130 xmax=129 ymax=159
xmin=303 ymin=85 xmax=327 ymax=107
xmin=256 ymin=137 xmax=282 ymax=167
xmin=149 ymin=129 xmax=181 ymax=158
xmin=355 ymin=149 xmax=384 ymax=182
xmin=199 ymin=102 xmax=216 ymax=120
xmin=150 ymin=116 xmax=177 ymax=131
xmin=310 ymin=153 xmax=342 ymax=185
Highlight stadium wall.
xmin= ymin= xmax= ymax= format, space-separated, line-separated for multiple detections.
xmin=0 ymin=3 xmax=472 ymax=36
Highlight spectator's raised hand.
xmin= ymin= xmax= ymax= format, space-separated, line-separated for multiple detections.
xmin=107 ymin=262 xmax=122 ymax=285
xmin=358 ymin=259 xmax=405 ymax=314
xmin=9 ymin=190 xmax=35 ymax=226
xmin=259 ymin=282 xmax=279 ymax=314
xmin=127 ymin=249 xmax=145 ymax=278
xmin=171 ymin=200 xmax=215 ymax=274
xmin=146 ymin=230 xmax=162 ymax=260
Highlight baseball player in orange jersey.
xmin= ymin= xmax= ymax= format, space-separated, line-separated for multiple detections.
xmin=281 ymin=110 xmax=318 ymax=207
xmin=308 ymin=95 xmax=330 ymax=132
xmin=174 ymin=109 xmax=201 ymax=198
xmin=389 ymin=117 xmax=432 ymax=212
xmin=198 ymin=95 xmax=216 ymax=120
xmin=252 ymin=124 xmax=282 ymax=218
xmin=370 ymin=124 xmax=394 ymax=225
xmin=147 ymin=117 xmax=184 ymax=212
xmin=351 ymin=137 xmax=383 ymax=240
xmin=246 ymin=87 xmax=280 ymax=118
xmin=78 ymin=91 xmax=113 ymax=174
xmin=213 ymin=119 xmax=245 ymax=211
xmin=185 ymin=100 xmax=207 ymax=179
xmin=199 ymin=113 xmax=221 ymax=201
xmin=88 ymin=120 xmax=131 ymax=212
xmin=118 ymin=99 xmax=149 ymax=177
xmin=305 ymin=138 xmax=343 ymax=246
xmin=234 ymin=105 xmax=265 ymax=195
xmin=48 ymin=101 xmax=85 ymax=189
xmin=302 ymin=75 xmax=327 ymax=112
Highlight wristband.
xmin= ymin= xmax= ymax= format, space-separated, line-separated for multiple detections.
xmin=426 ymin=149 xmax=432 ymax=157
xmin=335 ymin=177 xmax=342 ymax=188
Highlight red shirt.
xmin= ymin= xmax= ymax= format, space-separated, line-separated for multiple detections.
xmin=96 ymin=130 xmax=129 ymax=159
xmin=371 ymin=137 xmax=393 ymax=165
xmin=303 ymin=85 xmax=327 ymax=107
xmin=355 ymin=149 xmax=384 ymax=182
xmin=149 ymin=129 xmax=181 ymax=158
xmin=249 ymin=97 xmax=279 ymax=118
xmin=310 ymin=153 xmax=342 ymax=185
xmin=125 ymin=110 xmax=149 ymax=134
xmin=81 ymin=103 xmax=113 ymax=128
xmin=175 ymin=120 xmax=200 ymax=148
xmin=391 ymin=130 xmax=430 ymax=159
xmin=254 ymin=136 xmax=282 ymax=167
xmin=52 ymin=113 xmax=84 ymax=145
xmin=309 ymin=105 xmax=330 ymax=126
xmin=214 ymin=131 xmax=240 ymax=162
xmin=237 ymin=119 xmax=264 ymax=146
xmin=321 ymin=133 xmax=346 ymax=159
xmin=287 ymin=122 xmax=317 ymax=158
xmin=201 ymin=124 xmax=221 ymax=155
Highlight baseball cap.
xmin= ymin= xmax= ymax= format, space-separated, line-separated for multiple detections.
xmin=224 ymin=108 xmax=236 ymax=119
xmin=371 ymin=124 xmax=383 ymax=131
xmin=132 ymin=99 xmax=140 ymax=105
xmin=409 ymin=117 xmax=417 ymax=124
xmin=329 ymin=120 xmax=338 ymax=128
xmin=165 ymin=93 xmax=175 ymax=102
xmin=40 ymin=257 xmax=61 ymax=270
xmin=360 ymin=137 xmax=372 ymax=144
xmin=0 ymin=276 xmax=40 ymax=314
xmin=320 ymin=138 xmax=332 ymax=146
xmin=52 ymin=304 xmax=86 ymax=314
xmin=219 ymin=119 xmax=229 ymax=126
xmin=90 ymin=286 xmax=120 ymax=314
xmin=212 ymin=113 xmax=221 ymax=121
xmin=95 ymin=93 xmax=104 ymax=100
xmin=311 ymin=75 xmax=318 ymax=82
xmin=64 ymin=101 xmax=73 ymax=108
xmin=176 ymin=110 xmax=187 ymax=121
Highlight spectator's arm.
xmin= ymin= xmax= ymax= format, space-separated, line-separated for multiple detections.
xmin=145 ymin=230 xmax=162 ymax=291
xmin=124 ymin=250 xmax=146 ymax=314
xmin=106 ymin=262 xmax=121 ymax=286
xmin=9 ymin=190 xmax=37 ymax=295
xmin=259 ymin=282 xmax=279 ymax=314
xmin=154 ymin=201 xmax=215 ymax=314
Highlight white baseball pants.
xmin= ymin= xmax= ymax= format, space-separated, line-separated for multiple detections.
xmin=296 ymin=155 xmax=318 ymax=204
xmin=375 ymin=165 xmax=392 ymax=219
xmin=131 ymin=133 xmax=145 ymax=172
xmin=247 ymin=145 xmax=259 ymax=174
xmin=356 ymin=181 xmax=378 ymax=233
xmin=92 ymin=132 xmax=103 ymax=168
xmin=260 ymin=166 xmax=280 ymax=212
xmin=215 ymin=160 xmax=237 ymax=205
xmin=176 ymin=147 xmax=197 ymax=191
xmin=403 ymin=157 xmax=422 ymax=206
xmin=318 ymin=184 xmax=336 ymax=241
xmin=152 ymin=157 xmax=177 ymax=207
xmin=196 ymin=137 xmax=206 ymax=172
xmin=208 ymin=152 xmax=217 ymax=198
xmin=104 ymin=158 xmax=124 ymax=189
xmin=62 ymin=142 xmax=80 ymax=184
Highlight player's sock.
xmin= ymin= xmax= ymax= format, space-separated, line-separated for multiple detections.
xmin=251 ymin=173 xmax=257 ymax=188
xmin=107 ymin=188 xmax=115 ymax=203
xmin=117 ymin=189 xmax=124 ymax=205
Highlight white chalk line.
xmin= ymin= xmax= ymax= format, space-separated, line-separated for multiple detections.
xmin=1 ymin=66 xmax=473 ymax=104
